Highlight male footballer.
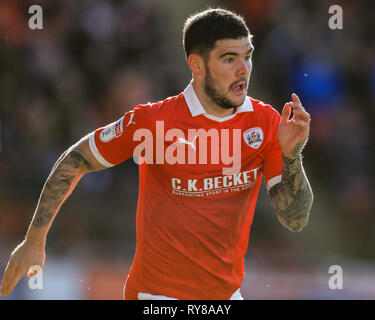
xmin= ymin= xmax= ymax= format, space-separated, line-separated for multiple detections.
xmin=1 ymin=8 xmax=313 ymax=299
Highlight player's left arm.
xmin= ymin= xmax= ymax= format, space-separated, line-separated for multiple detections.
xmin=269 ymin=93 xmax=313 ymax=232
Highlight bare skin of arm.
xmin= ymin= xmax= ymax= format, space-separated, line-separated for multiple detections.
xmin=269 ymin=144 xmax=313 ymax=232
xmin=269 ymin=94 xmax=313 ymax=232
xmin=1 ymin=135 xmax=106 ymax=296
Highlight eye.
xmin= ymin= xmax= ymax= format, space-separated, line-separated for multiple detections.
xmin=245 ymin=55 xmax=252 ymax=61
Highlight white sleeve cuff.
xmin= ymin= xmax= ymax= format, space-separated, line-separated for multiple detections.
xmin=88 ymin=132 xmax=114 ymax=168
xmin=266 ymin=174 xmax=282 ymax=191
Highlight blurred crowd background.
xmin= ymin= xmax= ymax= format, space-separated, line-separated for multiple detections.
xmin=0 ymin=0 xmax=374 ymax=299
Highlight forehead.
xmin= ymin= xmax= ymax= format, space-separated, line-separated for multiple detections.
xmin=211 ymin=37 xmax=253 ymax=56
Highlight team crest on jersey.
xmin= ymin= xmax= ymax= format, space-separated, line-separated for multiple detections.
xmin=243 ymin=127 xmax=263 ymax=149
xmin=100 ymin=117 xmax=124 ymax=143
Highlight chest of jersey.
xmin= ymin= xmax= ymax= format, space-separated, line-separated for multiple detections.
xmin=144 ymin=113 xmax=272 ymax=198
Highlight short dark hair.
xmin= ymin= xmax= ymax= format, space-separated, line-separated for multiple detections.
xmin=183 ymin=8 xmax=252 ymax=60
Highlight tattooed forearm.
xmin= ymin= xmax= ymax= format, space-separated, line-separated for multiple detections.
xmin=269 ymin=149 xmax=313 ymax=232
xmin=31 ymin=150 xmax=91 ymax=228
xmin=290 ymin=140 xmax=307 ymax=158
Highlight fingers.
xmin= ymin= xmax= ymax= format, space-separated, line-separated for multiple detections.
xmin=289 ymin=102 xmax=305 ymax=111
xmin=291 ymin=119 xmax=309 ymax=128
xmin=289 ymin=93 xmax=304 ymax=111
xmin=1 ymin=259 xmax=14 ymax=296
xmin=1 ymin=260 xmax=27 ymax=296
xmin=285 ymin=93 xmax=310 ymax=123
xmin=292 ymin=108 xmax=310 ymax=122
xmin=281 ymin=102 xmax=310 ymax=123
xmin=281 ymin=103 xmax=292 ymax=124
xmin=1 ymin=241 xmax=46 ymax=297
xmin=292 ymin=93 xmax=301 ymax=105
xmin=9 ymin=266 xmax=28 ymax=295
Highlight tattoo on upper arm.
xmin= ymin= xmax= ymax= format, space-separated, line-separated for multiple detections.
xmin=32 ymin=150 xmax=91 ymax=228
xmin=269 ymin=152 xmax=313 ymax=232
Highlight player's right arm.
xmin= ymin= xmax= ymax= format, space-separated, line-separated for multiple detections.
xmin=0 ymin=134 xmax=106 ymax=297
xmin=1 ymin=105 xmax=151 ymax=297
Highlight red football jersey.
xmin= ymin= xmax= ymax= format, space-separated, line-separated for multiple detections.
xmin=88 ymin=81 xmax=283 ymax=299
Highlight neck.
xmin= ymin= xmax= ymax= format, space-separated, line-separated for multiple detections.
xmin=192 ymin=80 xmax=236 ymax=118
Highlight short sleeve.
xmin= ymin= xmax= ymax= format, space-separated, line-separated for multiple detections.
xmin=263 ymin=108 xmax=283 ymax=191
xmin=88 ymin=104 xmax=151 ymax=167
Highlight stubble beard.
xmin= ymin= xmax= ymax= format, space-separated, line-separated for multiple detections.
xmin=204 ymin=67 xmax=246 ymax=110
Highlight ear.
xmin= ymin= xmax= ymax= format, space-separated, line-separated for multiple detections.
xmin=187 ymin=54 xmax=205 ymax=76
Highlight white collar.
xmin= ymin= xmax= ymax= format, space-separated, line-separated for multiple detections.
xmin=183 ymin=79 xmax=253 ymax=122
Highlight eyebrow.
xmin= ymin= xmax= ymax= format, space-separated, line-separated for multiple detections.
xmin=219 ymin=47 xmax=254 ymax=59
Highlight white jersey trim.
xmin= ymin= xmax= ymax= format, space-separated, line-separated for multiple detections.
xmin=203 ymin=113 xmax=237 ymax=123
xmin=88 ymin=132 xmax=114 ymax=168
xmin=137 ymin=292 xmax=179 ymax=300
xmin=136 ymin=288 xmax=243 ymax=300
xmin=267 ymin=174 xmax=282 ymax=191
xmin=183 ymin=79 xmax=253 ymax=122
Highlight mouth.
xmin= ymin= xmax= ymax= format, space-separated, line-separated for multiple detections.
xmin=231 ymin=81 xmax=247 ymax=95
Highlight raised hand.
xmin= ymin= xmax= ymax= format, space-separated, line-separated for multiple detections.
xmin=278 ymin=93 xmax=311 ymax=159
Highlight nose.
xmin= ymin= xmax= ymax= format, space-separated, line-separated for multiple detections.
xmin=236 ymin=59 xmax=251 ymax=78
